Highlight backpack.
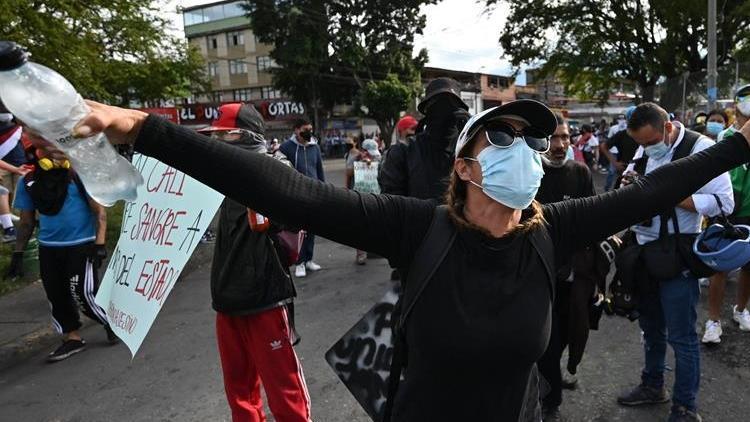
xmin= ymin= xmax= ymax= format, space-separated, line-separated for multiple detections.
xmin=25 ymin=168 xmax=87 ymax=216
xmin=382 ymin=205 xmax=555 ymax=422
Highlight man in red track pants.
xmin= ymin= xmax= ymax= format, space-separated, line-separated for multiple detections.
xmin=201 ymin=104 xmax=311 ymax=422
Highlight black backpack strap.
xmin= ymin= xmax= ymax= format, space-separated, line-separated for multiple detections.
xmin=71 ymin=172 xmax=88 ymax=198
xmin=528 ymin=223 xmax=556 ymax=303
xmin=398 ymin=206 xmax=456 ymax=326
xmin=383 ymin=205 xmax=456 ymax=422
xmin=672 ymin=129 xmax=701 ymax=161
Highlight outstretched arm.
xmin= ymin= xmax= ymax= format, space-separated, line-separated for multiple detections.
xmin=544 ymin=126 xmax=750 ymax=252
xmin=133 ymin=116 xmax=433 ymax=267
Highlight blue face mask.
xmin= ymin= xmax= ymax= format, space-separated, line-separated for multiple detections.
xmin=465 ymin=140 xmax=545 ymax=209
xmin=643 ymin=127 xmax=671 ymax=160
xmin=706 ymin=121 xmax=724 ymax=136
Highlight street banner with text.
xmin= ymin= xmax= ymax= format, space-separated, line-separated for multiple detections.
xmin=95 ymin=154 xmax=224 ymax=356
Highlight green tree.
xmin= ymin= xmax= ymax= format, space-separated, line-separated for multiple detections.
xmin=361 ymin=74 xmax=416 ymax=143
xmin=0 ymin=0 xmax=210 ymax=106
xmin=487 ymin=0 xmax=750 ymax=102
xmin=246 ymin=0 xmax=433 ymax=143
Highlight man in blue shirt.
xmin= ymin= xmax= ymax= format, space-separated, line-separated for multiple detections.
xmin=8 ymin=149 xmax=115 ymax=362
xmin=279 ymin=117 xmax=325 ymax=278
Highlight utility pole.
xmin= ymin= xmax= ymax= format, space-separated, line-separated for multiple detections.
xmin=682 ymin=71 xmax=689 ymax=120
xmin=707 ymin=0 xmax=718 ymax=110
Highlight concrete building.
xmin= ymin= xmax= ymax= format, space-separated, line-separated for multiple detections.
xmin=182 ymin=0 xmax=305 ymax=137
xmin=421 ymin=67 xmax=516 ymax=115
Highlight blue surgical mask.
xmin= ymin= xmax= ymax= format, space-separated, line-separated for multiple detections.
xmin=706 ymin=121 xmax=724 ymax=136
xmin=644 ymin=128 xmax=671 ymax=160
xmin=464 ymin=140 xmax=545 ymax=209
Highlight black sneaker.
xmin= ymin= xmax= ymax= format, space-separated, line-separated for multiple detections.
xmin=668 ymin=406 xmax=702 ymax=422
xmin=105 ymin=325 xmax=120 ymax=345
xmin=47 ymin=339 xmax=86 ymax=362
xmin=617 ymin=384 xmax=670 ymax=406
xmin=542 ymin=405 xmax=561 ymax=422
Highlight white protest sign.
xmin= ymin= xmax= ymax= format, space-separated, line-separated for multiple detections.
xmin=95 ymin=154 xmax=224 ymax=356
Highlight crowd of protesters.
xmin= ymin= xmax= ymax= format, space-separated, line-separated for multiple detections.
xmin=6 ymin=74 xmax=750 ymax=422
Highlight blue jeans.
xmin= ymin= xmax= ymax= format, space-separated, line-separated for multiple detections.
xmin=638 ymin=272 xmax=700 ymax=411
xmin=605 ymin=163 xmax=618 ymax=191
xmin=296 ymin=233 xmax=315 ymax=264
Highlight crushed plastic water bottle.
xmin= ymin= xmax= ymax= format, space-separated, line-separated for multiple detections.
xmin=0 ymin=41 xmax=143 ymax=206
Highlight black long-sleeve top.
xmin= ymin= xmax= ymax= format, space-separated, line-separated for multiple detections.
xmin=134 ymin=116 xmax=750 ymax=421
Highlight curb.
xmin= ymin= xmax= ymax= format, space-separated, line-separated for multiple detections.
xmin=0 ymin=242 xmax=215 ymax=372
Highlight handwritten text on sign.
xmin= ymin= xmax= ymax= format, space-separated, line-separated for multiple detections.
xmin=95 ymin=154 xmax=224 ymax=356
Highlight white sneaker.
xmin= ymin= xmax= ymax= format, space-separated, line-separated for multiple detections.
xmin=702 ymin=320 xmax=722 ymax=344
xmin=732 ymin=306 xmax=750 ymax=331
xmin=294 ymin=264 xmax=306 ymax=278
xmin=305 ymin=261 xmax=322 ymax=271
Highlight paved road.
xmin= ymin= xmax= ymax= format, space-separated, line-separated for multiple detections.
xmin=1 ymin=160 xmax=749 ymax=421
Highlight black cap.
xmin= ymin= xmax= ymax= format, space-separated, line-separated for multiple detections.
xmin=454 ymin=99 xmax=557 ymax=155
xmin=418 ymin=77 xmax=469 ymax=113
xmin=0 ymin=41 xmax=28 ymax=71
xmin=198 ymin=103 xmax=265 ymax=135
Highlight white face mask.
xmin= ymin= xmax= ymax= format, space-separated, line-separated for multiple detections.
xmin=738 ymin=101 xmax=750 ymax=118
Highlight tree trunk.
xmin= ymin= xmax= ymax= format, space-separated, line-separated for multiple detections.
xmin=378 ymin=120 xmax=395 ymax=149
xmin=311 ymin=82 xmax=321 ymax=136
xmin=641 ymin=84 xmax=656 ymax=103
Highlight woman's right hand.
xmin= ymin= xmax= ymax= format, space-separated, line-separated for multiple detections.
xmin=73 ymin=100 xmax=148 ymax=145
xmin=26 ymin=100 xmax=148 ymax=160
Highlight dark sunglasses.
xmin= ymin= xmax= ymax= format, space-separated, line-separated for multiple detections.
xmin=483 ymin=121 xmax=550 ymax=153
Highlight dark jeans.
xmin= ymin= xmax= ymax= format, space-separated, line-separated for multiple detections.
xmin=605 ymin=163 xmax=618 ymax=191
xmin=296 ymin=233 xmax=315 ymax=264
xmin=638 ymin=272 xmax=700 ymax=411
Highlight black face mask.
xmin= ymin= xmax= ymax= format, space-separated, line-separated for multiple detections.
xmin=426 ymin=97 xmax=461 ymax=122
xmin=28 ymin=168 xmax=71 ymax=216
xmin=299 ymin=130 xmax=313 ymax=141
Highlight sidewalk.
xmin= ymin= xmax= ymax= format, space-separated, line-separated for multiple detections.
xmin=0 ymin=241 xmax=215 ymax=372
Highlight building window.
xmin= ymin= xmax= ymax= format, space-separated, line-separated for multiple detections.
xmin=227 ymin=31 xmax=244 ymax=46
xmin=257 ymin=55 xmax=276 ymax=72
xmin=208 ymin=36 xmax=218 ymax=49
xmin=207 ymin=62 xmax=218 ymax=77
xmin=233 ymin=89 xmax=251 ymax=102
xmin=229 ymin=59 xmax=247 ymax=75
xmin=183 ymin=1 xmax=246 ymax=26
xmin=488 ymin=76 xmax=509 ymax=89
xmin=261 ymin=86 xmax=281 ymax=99
xmin=211 ymin=91 xmax=223 ymax=103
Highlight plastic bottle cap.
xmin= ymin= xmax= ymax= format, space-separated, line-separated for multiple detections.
xmin=0 ymin=41 xmax=28 ymax=71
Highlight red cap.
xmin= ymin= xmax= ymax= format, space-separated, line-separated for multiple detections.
xmin=396 ymin=115 xmax=418 ymax=132
xmin=199 ymin=103 xmax=265 ymax=135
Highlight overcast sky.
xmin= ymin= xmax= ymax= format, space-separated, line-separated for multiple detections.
xmin=165 ymin=0 xmax=526 ymax=83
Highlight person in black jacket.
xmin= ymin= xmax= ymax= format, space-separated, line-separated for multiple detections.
xmin=199 ymin=104 xmax=311 ymax=422
xmin=535 ymin=113 xmax=598 ymax=421
xmin=32 ymin=98 xmax=750 ymax=422
xmin=378 ymin=77 xmax=470 ymax=201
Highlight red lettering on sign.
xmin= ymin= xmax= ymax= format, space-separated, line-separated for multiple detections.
xmin=134 ymin=259 xmax=179 ymax=305
xmin=130 ymin=203 xmax=187 ymax=246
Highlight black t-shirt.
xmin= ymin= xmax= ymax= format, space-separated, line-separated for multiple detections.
xmin=605 ymin=129 xmax=639 ymax=164
xmin=134 ymin=116 xmax=750 ymax=422
xmin=393 ymin=227 xmax=550 ymax=421
xmin=537 ymin=160 xmax=595 ymax=204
